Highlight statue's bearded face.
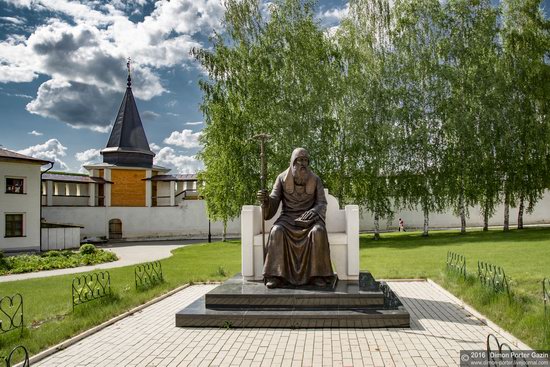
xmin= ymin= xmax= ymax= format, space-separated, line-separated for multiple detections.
xmin=292 ymin=156 xmax=310 ymax=185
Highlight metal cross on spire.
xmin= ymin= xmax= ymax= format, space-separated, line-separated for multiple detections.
xmin=126 ymin=57 xmax=132 ymax=88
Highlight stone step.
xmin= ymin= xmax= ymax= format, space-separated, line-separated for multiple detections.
xmin=176 ymin=297 xmax=410 ymax=329
xmin=204 ymin=276 xmax=385 ymax=309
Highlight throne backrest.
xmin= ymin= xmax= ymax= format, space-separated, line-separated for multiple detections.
xmin=263 ymin=189 xmax=346 ymax=233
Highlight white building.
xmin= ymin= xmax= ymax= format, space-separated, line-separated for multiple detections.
xmin=0 ymin=149 xmax=52 ymax=252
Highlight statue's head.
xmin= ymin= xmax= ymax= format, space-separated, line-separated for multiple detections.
xmin=290 ymin=147 xmax=311 ymax=185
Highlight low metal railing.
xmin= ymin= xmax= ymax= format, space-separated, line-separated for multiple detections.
xmin=135 ymin=261 xmax=164 ymax=290
xmin=0 ymin=293 xmax=23 ymax=336
xmin=478 ymin=261 xmax=510 ymax=296
xmin=72 ymin=271 xmax=111 ymax=310
xmin=3 ymin=345 xmax=30 ymax=367
xmin=446 ymin=251 xmax=467 ymax=278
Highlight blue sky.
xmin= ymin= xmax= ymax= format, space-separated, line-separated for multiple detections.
xmin=0 ymin=0 xmax=547 ymax=173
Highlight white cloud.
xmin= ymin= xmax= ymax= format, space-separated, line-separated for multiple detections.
xmin=317 ymin=3 xmax=349 ymax=26
xmin=163 ymin=129 xmax=201 ymax=148
xmin=17 ymin=138 xmax=69 ymax=170
xmin=149 ymin=142 xmax=162 ymax=153
xmin=75 ymin=148 xmax=101 ymax=171
xmin=0 ymin=16 xmax=26 ymax=25
xmin=142 ymin=110 xmax=160 ymax=120
xmin=185 ymin=121 xmax=203 ymax=126
xmin=28 ymin=130 xmax=43 ymax=136
xmin=0 ymin=0 xmax=225 ymax=130
xmin=153 ymin=146 xmax=202 ymax=173
xmin=75 ymin=148 xmax=101 ymax=163
xmin=166 ymin=112 xmax=179 ymax=117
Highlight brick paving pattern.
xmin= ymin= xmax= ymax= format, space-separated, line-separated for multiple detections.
xmin=34 ymin=281 xmax=526 ymax=366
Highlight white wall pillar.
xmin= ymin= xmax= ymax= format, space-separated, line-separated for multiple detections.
xmin=88 ymin=183 xmax=95 ymax=207
xmin=46 ymin=180 xmax=53 ymax=206
xmin=145 ymin=169 xmax=152 ymax=207
xmin=104 ymin=169 xmax=111 ymax=207
xmin=170 ymin=181 xmax=176 ymax=206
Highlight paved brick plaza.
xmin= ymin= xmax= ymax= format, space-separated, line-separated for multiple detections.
xmin=35 ymin=281 xmax=528 ymax=366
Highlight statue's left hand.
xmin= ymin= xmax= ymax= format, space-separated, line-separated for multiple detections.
xmin=300 ymin=210 xmax=317 ymax=221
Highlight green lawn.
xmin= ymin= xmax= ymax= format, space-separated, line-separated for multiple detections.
xmin=0 ymin=241 xmax=241 ymax=363
xmin=1 ymin=228 xmax=549 ymax=363
xmin=360 ymin=227 xmax=550 ymax=350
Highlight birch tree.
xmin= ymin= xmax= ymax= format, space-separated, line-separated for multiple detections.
xmin=391 ymin=0 xmax=446 ymax=236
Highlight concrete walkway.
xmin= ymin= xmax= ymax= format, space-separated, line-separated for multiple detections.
xmin=34 ymin=280 xmax=530 ymax=367
xmin=0 ymin=239 xmax=204 ymax=283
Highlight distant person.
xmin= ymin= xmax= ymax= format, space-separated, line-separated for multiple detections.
xmin=399 ymin=218 xmax=405 ymax=232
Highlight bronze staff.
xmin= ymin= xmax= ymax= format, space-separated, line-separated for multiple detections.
xmin=253 ymin=133 xmax=271 ymax=262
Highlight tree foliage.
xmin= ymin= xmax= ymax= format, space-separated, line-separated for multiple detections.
xmin=194 ymin=0 xmax=550 ymax=236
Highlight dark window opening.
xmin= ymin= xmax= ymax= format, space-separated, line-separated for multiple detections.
xmin=5 ymin=214 xmax=24 ymax=237
xmin=6 ymin=178 xmax=24 ymax=194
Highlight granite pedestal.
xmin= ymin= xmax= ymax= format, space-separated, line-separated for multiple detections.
xmin=175 ymin=274 xmax=410 ymax=328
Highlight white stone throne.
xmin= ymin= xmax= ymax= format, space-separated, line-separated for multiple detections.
xmin=241 ymin=189 xmax=360 ymax=281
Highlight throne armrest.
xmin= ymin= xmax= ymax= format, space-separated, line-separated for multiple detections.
xmin=345 ymin=205 xmax=360 ymax=277
xmin=241 ymin=205 xmax=262 ymax=277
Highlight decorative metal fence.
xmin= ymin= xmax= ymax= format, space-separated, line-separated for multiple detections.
xmin=446 ymin=251 xmax=467 ymax=278
xmin=478 ymin=261 xmax=510 ymax=296
xmin=544 ymin=278 xmax=549 ymax=317
xmin=3 ymin=345 xmax=30 ymax=367
xmin=135 ymin=261 xmax=164 ymax=290
xmin=545 ymin=278 xmax=550 ymax=344
xmin=72 ymin=271 xmax=111 ymax=310
xmin=486 ymin=334 xmax=527 ymax=367
xmin=0 ymin=293 xmax=23 ymax=336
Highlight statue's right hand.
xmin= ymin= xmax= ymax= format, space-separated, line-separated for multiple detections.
xmin=257 ymin=189 xmax=269 ymax=207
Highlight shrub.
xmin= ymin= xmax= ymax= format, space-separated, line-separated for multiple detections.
xmin=79 ymin=244 xmax=97 ymax=255
xmin=42 ymin=250 xmax=62 ymax=258
xmin=0 ymin=248 xmax=117 ymax=275
xmin=0 ymin=250 xmax=9 ymax=270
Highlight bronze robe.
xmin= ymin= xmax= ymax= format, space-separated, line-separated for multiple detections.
xmin=262 ymin=168 xmax=334 ymax=285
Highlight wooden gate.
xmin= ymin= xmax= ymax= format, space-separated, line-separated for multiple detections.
xmin=108 ymin=219 xmax=122 ymax=239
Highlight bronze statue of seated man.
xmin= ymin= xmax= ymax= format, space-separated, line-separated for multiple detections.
xmin=257 ymin=148 xmax=335 ymax=289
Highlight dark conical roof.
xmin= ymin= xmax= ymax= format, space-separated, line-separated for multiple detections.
xmin=101 ymin=73 xmax=155 ymax=168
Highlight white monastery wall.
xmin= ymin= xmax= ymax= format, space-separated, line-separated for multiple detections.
xmin=0 ymin=162 xmax=41 ymax=251
xmin=43 ymin=200 xmax=240 ymax=240
xmin=359 ymin=191 xmax=550 ymax=230
xmin=43 ymin=189 xmax=550 ymax=241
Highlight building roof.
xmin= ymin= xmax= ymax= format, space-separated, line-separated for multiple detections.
xmin=0 ymin=148 xmax=52 ymax=165
xmin=101 ymin=65 xmax=155 ymax=168
xmin=83 ymin=162 xmax=170 ymax=172
xmin=144 ymin=174 xmax=198 ymax=182
xmin=42 ymin=172 xmax=113 ymax=184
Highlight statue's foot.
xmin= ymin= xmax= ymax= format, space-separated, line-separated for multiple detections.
xmin=266 ymin=278 xmax=282 ymax=289
xmin=312 ymin=277 xmax=326 ymax=288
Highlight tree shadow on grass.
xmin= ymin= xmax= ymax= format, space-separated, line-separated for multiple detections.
xmin=360 ymin=227 xmax=550 ymax=250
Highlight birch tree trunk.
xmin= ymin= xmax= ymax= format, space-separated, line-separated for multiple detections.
xmin=374 ymin=213 xmax=380 ymax=241
xmin=459 ymin=193 xmax=466 ymax=234
xmin=222 ymin=221 xmax=227 ymax=242
xmin=483 ymin=207 xmax=489 ymax=231
xmin=423 ymin=208 xmax=429 ymax=237
xmin=503 ymin=191 xmax=510 ymax=231
xmin=517 ymin=196 xmax=524 ymax=229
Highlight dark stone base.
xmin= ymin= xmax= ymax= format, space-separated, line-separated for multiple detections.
xmin=175 ymin=274 xmax=410 ymax=329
